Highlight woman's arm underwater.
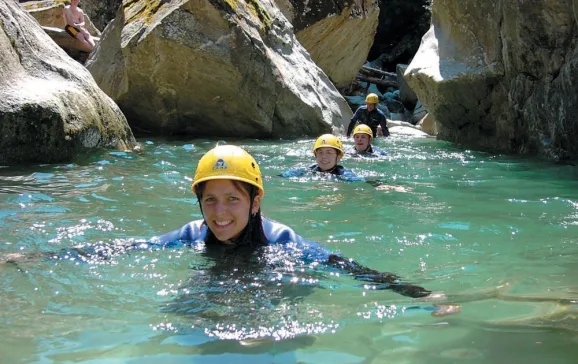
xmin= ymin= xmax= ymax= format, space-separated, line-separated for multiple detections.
xmin=291 ymin=239 xmax=431 ymax=298
xmin=259 ymin=217 xmax=433 ymax=299
xmin=0 ymin=221 xmax=206 ymax=266
xmin=325 ymin=254 xmax=431 ymax=298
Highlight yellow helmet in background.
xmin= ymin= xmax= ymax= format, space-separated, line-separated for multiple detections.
xmin=365 ymin=93 xmax=379 ymax=104
xmin=192 ymin=145 xmax=264 ymax=196
xmin=353 ymin=124 xmax=373 ymax=142
xmin=313 ymin=134 xmax=344 ymax=157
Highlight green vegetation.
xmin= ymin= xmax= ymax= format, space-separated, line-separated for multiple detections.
xmin=223 ymin=0 xmax=238 ymax=11
xmin=124 ymin=0 xmax=164 ymax=25
xmin=115 ymin=0 xmax=273 ymax=33
xmin=209 ymin=0 xmax=272 ymax=32
xmin=246 ymin=0 xmax=272 ymax=32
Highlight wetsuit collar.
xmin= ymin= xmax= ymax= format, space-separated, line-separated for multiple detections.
xmin=314 ymin=165 xmax=344 ymax=175
xmin=317 ymin=165 xmax=337 ymax=173
xmin=356 ymin=145 xmax=373 ymax=154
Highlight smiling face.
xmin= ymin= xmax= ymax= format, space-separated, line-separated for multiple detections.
xmin=353 ymin=133 xmax=371 ymax=152
xmin=199 ymin=179 xmax=261 ymax=243
xmin=315 ymin=147 xmax=341 ymax=171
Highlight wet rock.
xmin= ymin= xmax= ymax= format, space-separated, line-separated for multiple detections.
xmin=396 ymin=64 xmax=418 ymax=109
xmin=382 ymin=91 xmax=405 ymax=113
xmin=417 ymin=113 xmax=438 ymax=136
xmin=411 ymin=100 xmax=427 ymax=124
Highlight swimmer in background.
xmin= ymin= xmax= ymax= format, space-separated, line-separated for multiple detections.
xmin=280 ymin=134 xmax=364 ymax=181
xmin=345 ymin=124 xmax=388 ymax=158
xmin=346 ymin=93 xmax=390 ymax=139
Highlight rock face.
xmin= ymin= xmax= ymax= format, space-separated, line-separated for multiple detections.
xmin=405 ymin=0 xmax=578 ymax=160
xmin=284 ymin=0 xmax=379 ymax=88
xmin=1 ymin=0 xmax=135 ymax=165
xmin=396 ymin=64 xmax=417 ymax=109
xmin=87 ymin=0 xmax=352 ymax=138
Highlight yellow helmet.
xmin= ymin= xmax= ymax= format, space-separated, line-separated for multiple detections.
xmin=353 ymin=124 xmax=373 ymax=141
xmin=365 ymin=93 xmax=379 ymax=104
xmin=313 ymin=134 xmax=344 ymax=157
xmin=192 ymin=145 xmax=264 ymax=196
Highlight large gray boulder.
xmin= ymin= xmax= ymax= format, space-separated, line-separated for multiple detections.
xmin=1 ymin=0 xmax=135 ymax=165
xmin=396 ymin=64 xmax=418 ymax=109
xmin=405 ymin=0 xmax=578 ymax=160
xmin=87 ymin=0 xmax=352 ymax=137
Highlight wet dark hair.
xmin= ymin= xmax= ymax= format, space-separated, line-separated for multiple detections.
xmin=195 ymin=180 xmax=267 ymax=247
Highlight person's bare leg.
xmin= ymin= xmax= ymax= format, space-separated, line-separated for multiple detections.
xmin=81 ymin=29 xmax=96 ymax=49
xmin=75 ymin=32 xmax=93 ymax=52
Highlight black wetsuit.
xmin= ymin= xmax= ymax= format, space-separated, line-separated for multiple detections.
xmin=347 ymin=105 xmax=390 ymax=138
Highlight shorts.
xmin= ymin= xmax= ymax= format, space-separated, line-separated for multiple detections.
xmin=64 ymin=24 xmax=81 ymax=38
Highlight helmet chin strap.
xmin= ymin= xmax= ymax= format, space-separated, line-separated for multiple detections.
xmin=234 ymin=185 xmax=258 ymax=246
xmin=196 ymin=192 xmax=205 ymax=218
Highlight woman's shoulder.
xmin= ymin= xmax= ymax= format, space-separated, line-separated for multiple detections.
xmin=260 ymin=216 xmax=300 ymax=243
xmin=260 ymin=216 xmax=332 ymax=261
xmin=149 ymin=219 xmax=207 ymax=246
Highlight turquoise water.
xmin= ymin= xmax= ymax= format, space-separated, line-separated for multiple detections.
xmin=1 ymin=135 xmax=578 ymax=363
